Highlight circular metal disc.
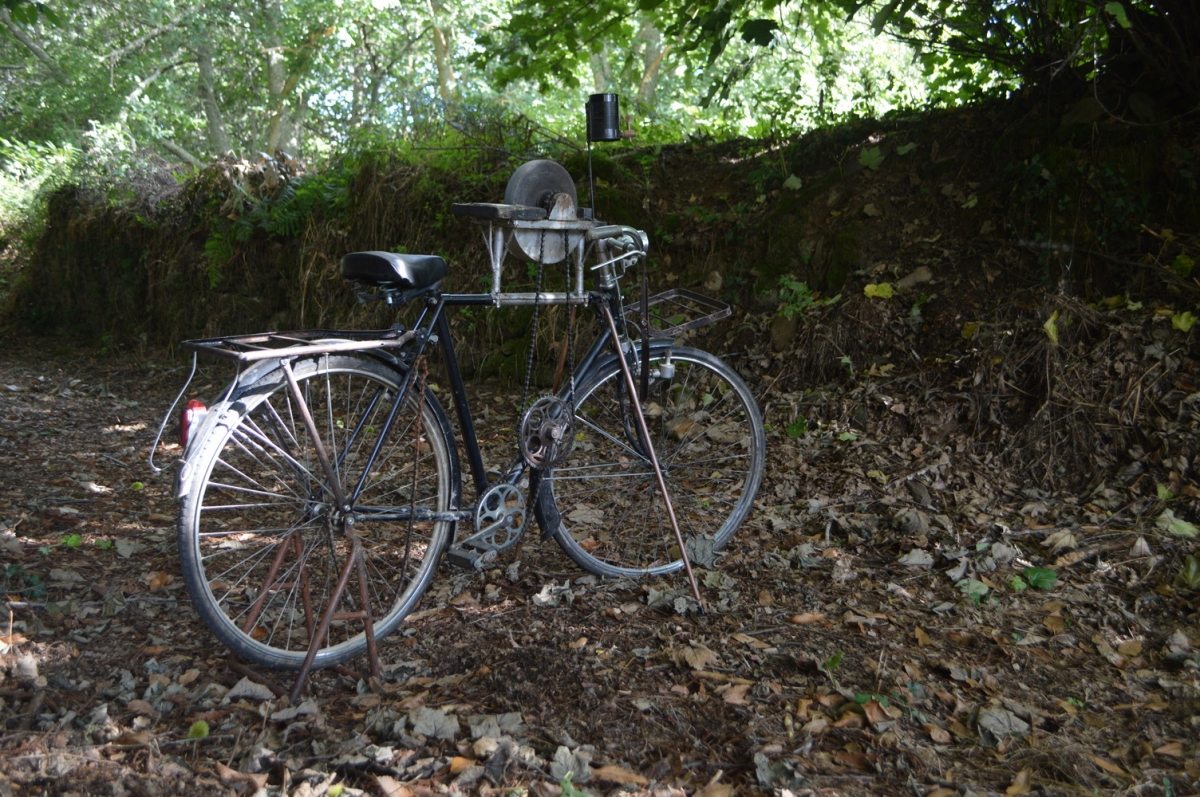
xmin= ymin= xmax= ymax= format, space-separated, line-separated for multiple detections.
xmin=505 ymin=160 xmax=580 ymax=263
xmin=505 ymin=159 xmax=577 ymax=210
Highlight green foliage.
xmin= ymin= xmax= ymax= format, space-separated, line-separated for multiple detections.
xmin=1175 ymin=555 xmax=1200 ymax=590
xmin=858 ymin=146 xmax=884 ymax=171
xmin=61 ymin=533 xmax=83 ymax=548
xmin=957 ymin=577 xmax=990 ymax=604
xmin=559 ymin=773 xmax=587 ymax=797
xmin=777 ymin=276 xmax=814 ymax=320
xmin=187 ymin=720 xmax=210 ymax=739
xmin=1023 ymin=567 xmax=1058 ymax=590
xmin=786 ymin=416 xmax=808 ymax=437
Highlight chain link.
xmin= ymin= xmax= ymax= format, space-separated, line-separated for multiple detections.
xmin=519 ymin=230 xmax=546 ymax=413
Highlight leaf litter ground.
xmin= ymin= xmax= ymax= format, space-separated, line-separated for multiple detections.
xmin=1 ymin=309 xmax=1197 ymax=797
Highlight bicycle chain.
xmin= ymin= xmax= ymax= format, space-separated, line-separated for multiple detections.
xmin=402 ymin=355 xmax=428 ymax=575
xmin=519 ymin=230 xmax=546 ymax=414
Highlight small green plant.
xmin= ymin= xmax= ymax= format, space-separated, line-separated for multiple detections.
xmin=786 ymin=416 xmax=808 ymax=437
xmin=819 ymin=651 xmax=844 ymax=687
xmin=1067 ymin=696 xmax=1085 ymax=709
xmin=776 ymin=276 xmax=814 ymax=320
xmin=840 ymin=355 xmax=855 ymax=379
xmin=858 ymin=146 xmax=885 ymax=171
xmin=1009 ymin=575 xmax=1028 ymax=591
xmin=187 ymin=720 xmax=210 ymax=739
xmin=1175 ymin=555 xmax=1200 ymax=590
xmin=838 ymin=430 xmax=857 ymax=442
xmin=94 ymin=539 xmax=113 ymax=550
xmin=1158 ymin=483 xmax=1176 ymax=501
xmin=559 ymin=773 xmax=587 ymax=797
xmin=957 ymin=577 xmax=990 ymax=605
xmin=1023 ymin=567 xmax=1058 ymax=590
xmin=61 ymin=533 xmax=83 ymax=548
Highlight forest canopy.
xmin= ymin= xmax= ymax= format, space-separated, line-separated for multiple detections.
xmin=0 ymin=0 xmax=1195 ymax=210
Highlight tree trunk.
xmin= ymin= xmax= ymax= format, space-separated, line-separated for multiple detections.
xmin=196 ymin=38 xmax=233 ymax=156
xmin=427 ymin=0 xmax=457 ymax=112
xmin=259 ymin=0 xmax=296 ymax=153
xmin=637 ymin=18 xmax=668 ymax=113
xmin=590 ymin=49 xmax=611 ymax=93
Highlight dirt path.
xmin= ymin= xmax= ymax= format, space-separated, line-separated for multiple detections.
xmin=1 ymin=334 xmax=1198 ymax=797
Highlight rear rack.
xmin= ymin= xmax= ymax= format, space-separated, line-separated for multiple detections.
xmin=623 ymin=288 xmax=731 ymax=338
xmin=181 ymin=328 xmax=415 ymax=364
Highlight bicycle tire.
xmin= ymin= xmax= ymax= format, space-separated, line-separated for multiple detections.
xmin=548 ymin=347 xmax=765 ymax=578
xmin=178 ymin=354 xmax=457 ymax=670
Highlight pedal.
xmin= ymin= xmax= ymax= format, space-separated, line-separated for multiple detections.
xmin=446 ymin=544 xmax=498 ymax=571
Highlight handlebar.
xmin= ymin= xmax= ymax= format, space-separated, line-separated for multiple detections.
xmin=586 ymin=225 xmax=649 ymax=255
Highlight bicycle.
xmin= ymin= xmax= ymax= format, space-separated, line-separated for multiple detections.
xmin=160 ymin=158 xmax=765 ymax=689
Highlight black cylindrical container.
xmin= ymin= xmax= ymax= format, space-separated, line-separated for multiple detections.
xmin=586 ymin=93 xmax=621 ymax=142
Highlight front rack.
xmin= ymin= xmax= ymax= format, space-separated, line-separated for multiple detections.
xmin=622 ymin=288 xmax=731 ymax=338
xmin=181 ymin=328 xmax=414 ymax=364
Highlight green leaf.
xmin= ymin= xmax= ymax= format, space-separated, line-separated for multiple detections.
xmin=838 ymin=431 xmax=858 ymax=442
xmin=1175 ymin=555 xmax=1200 ymax=590
xmin=1104 ymin=1 xmax=1132 ymax=28
xmin=1043 ymin=310 xmax=1059 ymax=344
xmin=961 ymin=194 xmax=978 ymax=209
xmin=1023 ymin=567 xmax=1058 ymax=590
xmin=1157 ymin=509 xmax=1199 ymax=538
xmin=823 ymin=652 xmax=844 ymax=672
xmin=896 ymin=142 xmax=917 ymax=155
xmin=956 ymin=578 xmax=989 ymax=604
xmin=864 ymin=283 xmax=894 ymax=299
xmin=94 ymin=539 xmax=113 ymax=550
xmin=740 ymin=18 xmax=780 ymax=46
xmin=1171 ymin=311 xmax=1196 ymax=332
xmin=1157 ymin=483 xmax=1175 ymax=501
xmin=1009 ymin=575 xmax=1028 ymax=591
xmin=1172 ymin=254 xmax=1193 ymax=278
xmin=786 ymin=417 xmax=808 ymax=437
xmin=130 ymin=481 xmax=145 ymax=491
xmin=783 ymin=174 xmax=803 ymax=190
xmin=187 ymin=720 xmax=210 ymax=739
xmin=858 ymin=146 xmax=885 ymax=171
xmin=61 ymin=534 xmax=83 ymax=548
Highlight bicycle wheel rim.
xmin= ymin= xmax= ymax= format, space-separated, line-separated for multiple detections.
xmin=179 ymin=355 xmax=455 ymax=670
xmin=549 ymin=347 xmax=764 ymax=578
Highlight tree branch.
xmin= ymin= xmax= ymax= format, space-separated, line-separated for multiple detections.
xmin=98 ymin=14 xmax=184 ymax=64
xmin=0 ymin=7 xmax=66 ymax=81
xmin=158 ymin=138 xmax=202 ymax=167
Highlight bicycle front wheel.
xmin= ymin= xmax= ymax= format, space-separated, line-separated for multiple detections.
xmin=548 ymin=347 xmax=765 ymax=577
xmin=178 ymin=354 xmax=457 ymax=670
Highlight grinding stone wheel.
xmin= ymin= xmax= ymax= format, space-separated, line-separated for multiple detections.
xmin=504 ymin=160 xmax=581 ymax=264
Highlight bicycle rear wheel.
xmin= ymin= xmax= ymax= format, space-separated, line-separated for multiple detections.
xmin=178 ymin=354 xmax=457 ymax=670
xmin=548 ymin=347 xmax=764 ymax=577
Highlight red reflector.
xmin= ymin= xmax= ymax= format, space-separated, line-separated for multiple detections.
xmin=180 ymin=400 xmax=207 ymax=447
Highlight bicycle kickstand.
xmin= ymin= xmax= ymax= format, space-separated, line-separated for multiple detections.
xmin=598 ymin=303 xmax=707 ymax=614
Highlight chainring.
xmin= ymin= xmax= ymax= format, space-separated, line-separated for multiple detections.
xmin=519 ymin=396 xmax=576 ymax=468
xmin=468 ymin=482 xmax=527 ymax=552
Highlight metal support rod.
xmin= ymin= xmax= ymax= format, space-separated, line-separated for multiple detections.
xmin=289 ymin=543 xmax=359 ymax=704
xmin=351 ymin=531 xmax=381 ymax=680
xmin=598 ymin=302 xmax=706 ymax=613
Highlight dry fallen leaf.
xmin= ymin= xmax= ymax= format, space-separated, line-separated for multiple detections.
xmin=1154 ymin=741 xmax=1183 ymax=758
xmin=721 ymin=683 xmax=751 ymax=705
xmin=914 ymin=626 xmax=932 ymax=646
xmin=683 ymin=644 xmax=719 ymax=670
xmin=694 ymin=782 xmax=733 ymax=797
xmin=214 ymin=762 xmax=268 ymax=790
xmin=757 ymin=590 xmax=774 ymax=606
xmin=1087 ymin=755 xmax=1125 ymax=775
xmin=178 ymin=668 xmax=201 ymax=686
xmin=1116 ymin=640 xmax=1143 ymax=657
xmin=591 ymin=764 xmax=649 ymax=786
xmin=449 ymin=756 xmax=475 ymax=775
xmin=1006 ymin=768 xmax=1032 ymax=796
xmin=924 ymin=723 xmax=951 ymax=744
xmin=568 ymin=636 xmax=588 ymax=650
xmin=788 ymin=612 xmax=825 ymax=625
xmin=1043 ymin=615 xmax=1066 ymax=634
xmin=861 ymin=699 xmax=890 ymax=727
xmin=376 ymin=775 xmax=412 ymax=797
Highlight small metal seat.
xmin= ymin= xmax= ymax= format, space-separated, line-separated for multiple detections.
xmin=341 ymin=251 xmax=447 ymax=289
